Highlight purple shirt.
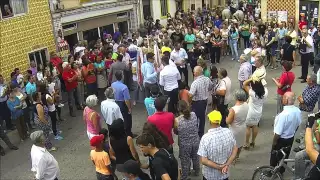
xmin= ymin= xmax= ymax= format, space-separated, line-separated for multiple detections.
xmin=30 ymin=67 xmax=37 ymax=76
xmin=238 ymin=61 xmax=252 ymax=81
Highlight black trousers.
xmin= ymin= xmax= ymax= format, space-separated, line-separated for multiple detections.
xmin=0 ymin=124 xmax=14 ymax=150
xmin=164 ymin=88 xmax=179 ymax=115
xmin=144 ymin=82 xmax=158 ymax=98
xmin=0 ymin=101 xmax=13 ymax=129
xmin=217 ymin=104 xmax=228 ymax=128
xmin=177 ymin=66 xmax=188 ymax=85
xmin=270 ymin=137 xmax=294 ymax=174
xmin=243 ymin=36 xmax=250 ymax=49
xmin=48 ymin=111 xmax=58 ymax=136
xmin=192 ymin=100 xmax=207 ymax=138
xmin=96 ymin=172 xmax=114 ymax=180
xmin=116 ymin=101 xmax=133 ymax=137
xmin=252 ymin=65 xmax=256 ymax=74
xmin=211 ymin=47 xmax=221 ymax=64
xmin=301 ymin=53 xmax=310 ymax=80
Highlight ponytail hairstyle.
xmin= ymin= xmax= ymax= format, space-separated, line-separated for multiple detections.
xmin=178 ymin=100 xmax=191 ymax=119
xmin=142 ymin=122 xmax=170 ymax=149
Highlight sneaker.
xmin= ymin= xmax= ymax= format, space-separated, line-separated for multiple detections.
xmin=54 ymin=135 xmax=63 ymax=140
xmin=49 ymin=147 xmax=57 ymax=151
xmin=133 ymin=101 xmax=136 ymax=106
xmin=231 ymin=58 xmax=235 ymax=61
xmin=58 ymin=103 xmax=64 ymax=108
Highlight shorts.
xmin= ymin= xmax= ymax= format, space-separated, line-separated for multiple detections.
xmin=271 ymin=46 xmax=277 ymax=56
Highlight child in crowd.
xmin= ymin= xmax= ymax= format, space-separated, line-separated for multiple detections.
xmin=178 ymin=81 xmax=190 ymax=105
xmin=90 ymin=134 xmax=116 ymax=180
xmin=210 ymin=65 xmax=219 ymax=110
xmin=47 ymin=77 xmax=64 ymax=121
xmin=99 ymin=128 xmax=117 ymax=176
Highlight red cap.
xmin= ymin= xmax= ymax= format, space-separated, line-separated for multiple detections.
xmin=90 ymin=134 xmax=104 ymax=147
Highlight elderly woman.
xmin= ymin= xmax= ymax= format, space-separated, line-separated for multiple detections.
xmin=243 ymin=76 xmax=268 ymax=149
xmin=272 ymin=61 xmax=295 ymax=115
xmin=83 ymin=95 xmax=101 ymax=140
xmin=30 ymin=131 xmax=60 ymax=180
xmin=174 ymin=100 xmax=200 ymax=179
xmin=33 ymin=92 xmax=56 ymax=151
xmin=238 ymin=54 xmax=252 ymax=88
xmin=226 ymin=89 xmax=249 ymax=161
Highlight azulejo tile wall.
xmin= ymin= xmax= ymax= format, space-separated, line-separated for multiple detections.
xmin=0 ymin=0 xmax=56 ymax=79
xmin=267 ymin=0 xmax=296 ymax=18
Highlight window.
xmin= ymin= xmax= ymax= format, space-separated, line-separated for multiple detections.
xmin=191 ymin=4 xmax=195 ymax=11
xmin=0 ymin=0 xmax=27 ymax=19
xmin=160 ymin=0 xmax=168 ymax=17
xmin=28 ymin=49 xmax=49 ymax=69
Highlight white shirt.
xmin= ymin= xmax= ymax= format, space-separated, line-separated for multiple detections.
xmin=17 ymin=74 xmax=24 ymax=88
xmin=100 ymin=99 xmax=123 ymax=125
xmin=301 ymin=35 xmax=314 ymax=53
xmin=217 ymin=77 xmax=232 ymax=105
xmin=37 ymin=72 xmax=44 ymax=81
xmin=159 ymin=65 xmax=181 ymax=91
xmin=170 ymin=48 xmax=188 ymax=68
xmin=308 ymin=28 xmax=317 ymax=37
xmin=132 ymin=61 xmax=137 ymax=82
xmin=113 ymin=43 xmax=119 ymax=53
xmin=48 ymin=83 xmax=55 ymax=95
xmin=46 ymin=94 xmax=56 ymax=112
xmin=274 ymin=105 xmax=302 ymax=139
xmin=31 ymin=145 xmax=60 ymax=180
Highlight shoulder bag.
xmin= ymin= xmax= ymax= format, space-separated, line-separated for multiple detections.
xmin=281 ymin=72 xmax=291 ymax=92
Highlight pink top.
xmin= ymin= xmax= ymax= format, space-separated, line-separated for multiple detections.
xmin=84 ymin=107 xmax=101 ymax=135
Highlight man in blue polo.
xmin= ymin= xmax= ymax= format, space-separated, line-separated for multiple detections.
xmin=111 ymin=70 xmax=133 ymax=137
xmin=141 ymin=52 xmax=158 ymax=98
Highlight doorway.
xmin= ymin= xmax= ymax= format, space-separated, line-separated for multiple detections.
xmin=64 ymin=33 xmax=78 ymax=52
xmin=118 ymin=21 xmax=128 ymax=34
xmin=300 ymin=0 xmax=319 ymax=25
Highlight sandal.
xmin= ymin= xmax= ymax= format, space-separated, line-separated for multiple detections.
xmin=243 ymin=144 xmax=250 ymax=150
xmin=250 ymin=142 xmax=255 ymax=148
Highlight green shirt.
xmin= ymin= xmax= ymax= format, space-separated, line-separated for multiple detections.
xmin=203 ymin=68 xmax=210 ymax=77
xmin=313 ymin=119 xmax=320 ymax=143
xmin=184 ymin=34 xmax=196 ymax=50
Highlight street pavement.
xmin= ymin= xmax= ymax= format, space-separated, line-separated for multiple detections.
xmin=0 ymin=55 xmax=317 ymax=180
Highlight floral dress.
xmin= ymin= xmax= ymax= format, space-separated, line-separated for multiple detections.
xmin=34 ymin=103 xmax=52 ymax=149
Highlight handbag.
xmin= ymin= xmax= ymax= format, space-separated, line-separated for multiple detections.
xmin=281 ymin=72 xmax=291 ymax=92
xmin=212 ymin=80 xmax=225 ymax=106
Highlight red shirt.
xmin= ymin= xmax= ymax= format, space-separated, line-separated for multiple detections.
xmin=277 ymin=71 xmax=295 ymax=95
xmin=50 ymin=57 xmax=63 ymax=73
xmin=62 ymin=69 xmax=78 ymax=91
xmin=299 ymin=20 xmax=307 ymax=30
xmin=82 ymin=64 xmax=97 ymax=84
xmin=147 ymin=111 xmax=175 ymax=145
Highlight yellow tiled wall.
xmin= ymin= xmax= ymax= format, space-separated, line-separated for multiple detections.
xmin=0 ymin=0 xmax=56 ymax=79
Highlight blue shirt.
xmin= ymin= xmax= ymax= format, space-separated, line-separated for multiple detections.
xmin=25 ymin=82 xmax=36 ymax=95
xmin=274 ymin=105 xmax=302 ymax=139
xmin=111 ymin=81 xmax=130 ymax=101
xmin=278 ymin=28 xmax=287 ymax=39
xmin=141 ymin=62 xmax=157 ymax=84
xmin=144 ymin=97 xmax=156 ymax=116
xmin=11 ymin=79 xmax=18 ymax=87
xmin=214 ymin=19 xmax=222 ymax=29
xmin=7 ymin=97 xmax=23 ymax=120
xmin=301 ymin=84 xmax=320 ymax=112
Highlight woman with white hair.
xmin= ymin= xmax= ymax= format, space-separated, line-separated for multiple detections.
xmin=83 ymin=95 xmax=101 ymax=140
xmin=30 ymin=130 xmax=60 ymax=180
xmin=226 ymin=89 xmax=249 ymax=161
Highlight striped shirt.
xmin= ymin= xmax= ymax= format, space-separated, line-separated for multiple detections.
xmin=189 ymin=75 xmax=213 ymax=101
xmin=159 ymin=65 xmax=181 ymax=91
xmin=238 ymin=61 xmax=252 ymax=81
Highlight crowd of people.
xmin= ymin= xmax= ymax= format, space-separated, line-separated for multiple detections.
xmin=1 ymin=0 xmax=320 ymax=180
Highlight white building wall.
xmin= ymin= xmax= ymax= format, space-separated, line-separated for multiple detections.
xmin=150 ymin=0 xmax=177 ymax=25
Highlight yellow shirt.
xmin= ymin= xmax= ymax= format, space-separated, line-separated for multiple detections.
xmin=161 ymin=46 xmax=172 ymax=54
xmin=287 ymin=30 xmax=297 ymax=46
xmin=90 ymin=150 xmax=111 ymax=175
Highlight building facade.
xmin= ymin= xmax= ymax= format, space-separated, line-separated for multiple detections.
xmin=51 ymin=0 xmax=139 ymax=53
xmin=262 ymin=0 xmax=320 ymax=26
xmin=0 ymin=0 xmax=56 ymax=79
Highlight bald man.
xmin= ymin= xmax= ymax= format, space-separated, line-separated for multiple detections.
xmin=271 ymin=92 xmax=302 ymax=174
xmin=189 ymin=66 xmax=213 ymax=137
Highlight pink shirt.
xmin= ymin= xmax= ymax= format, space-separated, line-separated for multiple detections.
xmin=147 ymin=112 xmax=175 ymax=145
xmin=84 ymin=107 xmax=101 ymax=135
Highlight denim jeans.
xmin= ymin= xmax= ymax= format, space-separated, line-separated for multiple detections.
xmin=130 ymin=81 xmax=139 ymax=102
xmin=230 ymin=39 xmax=239 ymax=60
xmin=67 ymin=88 xmax=79 ymax=108
xmin=294 ymin=144 xmax=320 ymax=179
